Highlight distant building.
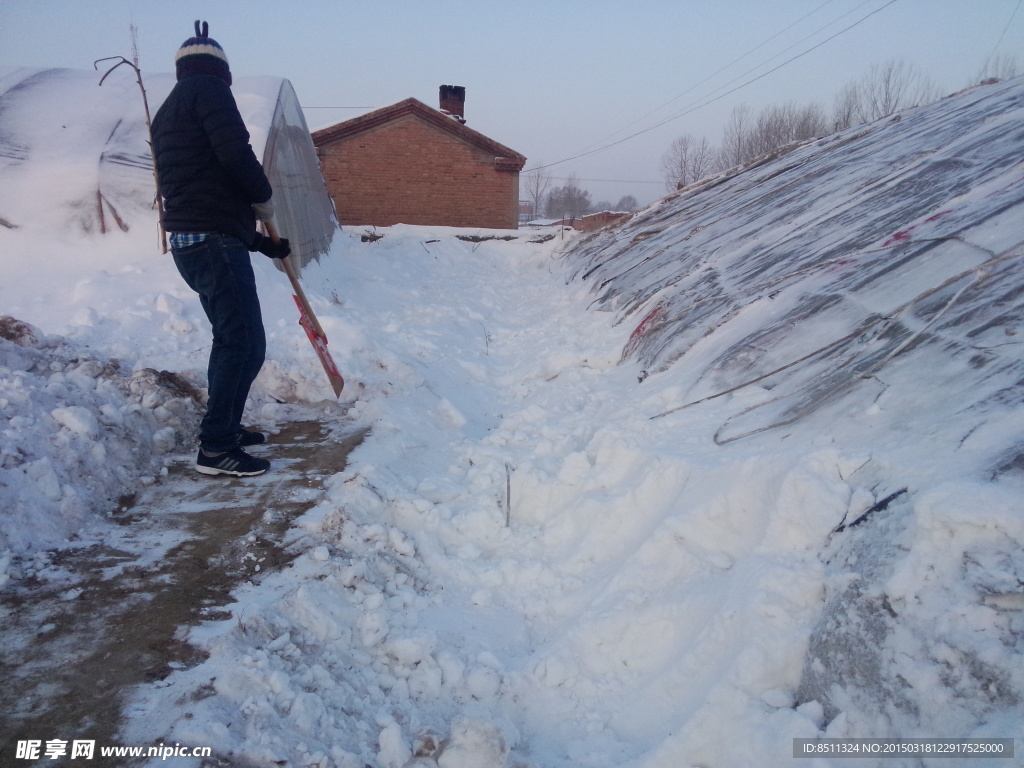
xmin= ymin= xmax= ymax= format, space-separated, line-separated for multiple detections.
xmin=312 ymin=86 xmax=526 ymax=230
xmin=546 ymin=211 xmax=633 ymax=232
xmin=577 ymin=210 xmax=632 ymax=231
xmin=518 ymin=200 xmax=536 ymax=224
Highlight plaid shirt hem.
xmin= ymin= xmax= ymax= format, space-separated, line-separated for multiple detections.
xmin=168 ymin=232 xmax=211 ymax=249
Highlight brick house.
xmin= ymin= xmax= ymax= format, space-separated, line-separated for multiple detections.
xmin=312 ymin=86 xmax=526 ymax=230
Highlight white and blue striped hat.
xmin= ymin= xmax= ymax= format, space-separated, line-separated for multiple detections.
xmin=175 ymin=21 xmax=231 ymax=82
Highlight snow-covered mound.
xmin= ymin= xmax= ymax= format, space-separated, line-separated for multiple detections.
xmin=0 ymin=314 xmax=204 ymax=558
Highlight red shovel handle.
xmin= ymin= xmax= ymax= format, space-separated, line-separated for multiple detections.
xmin=265 ymin=221 xmax=325 ymax=339
xmin=263 ymin=221 xmax=344 ymax=397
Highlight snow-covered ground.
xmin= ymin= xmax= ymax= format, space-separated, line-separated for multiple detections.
xmin=2 ymin=68 xmax=1023 ymax=767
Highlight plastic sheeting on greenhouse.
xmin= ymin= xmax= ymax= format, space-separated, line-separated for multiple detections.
xmin=0 ymin=67 xmax=336 ymax=270
xmin=565 ymin=76 xmax=1024 ymax=446
xmin=259 ymin=78 xmax=337 ymax=270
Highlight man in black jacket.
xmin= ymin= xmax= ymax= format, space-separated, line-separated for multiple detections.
xmin=151 ymin=21 xmax=290 ymax=477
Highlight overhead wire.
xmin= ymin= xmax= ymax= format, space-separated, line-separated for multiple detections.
xmin=981 ymin=0 xmax=1023 ymax=75
xmin=653 ymin=0 xmax=880 ymax=125
xmin=582 ymin=0 xmax=843 ymax=150
xmin=526 ymin=0 xmax=900 ymax=173
xmin=306 ymin=1 xmax=846 ymax=130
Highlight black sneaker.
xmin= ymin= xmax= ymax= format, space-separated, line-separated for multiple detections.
xmin=239 ymin=428 xmax=266 ymax=447
xmin=195 ymin=447 xmax=270 ymax=477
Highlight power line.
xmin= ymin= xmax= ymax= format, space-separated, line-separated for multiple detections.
xmin=310 ymin=3 xmax=842 ymax=141
xmin=526 ymin=0 xmax=900 ymax=174
xmin=656 ymin=0 xmax=880 ymax=126
xmin=582 ymin=0 xmax=843 ymax=151
xmin=981 ymin=0 xmax=1023 ymax=74
xmin=551 ymin=177 xmax=663 ymax=185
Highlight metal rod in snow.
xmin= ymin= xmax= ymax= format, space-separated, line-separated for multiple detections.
xmin=505 ymin=463 xmax=513 ymax=526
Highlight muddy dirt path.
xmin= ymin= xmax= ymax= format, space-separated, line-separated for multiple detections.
xmin=0 ymin=418 xmax=365 ymax=767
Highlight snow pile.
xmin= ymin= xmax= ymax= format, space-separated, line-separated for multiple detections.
xmin=802 ymin=482 xmax=1024 ymax=744
xmin=2 ymin=65 xmax=1023 ymax=768
xmin=0 ymin=313 xmax=203 ymax=558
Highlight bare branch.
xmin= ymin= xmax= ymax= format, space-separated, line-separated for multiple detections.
xmin=95 ymin=53 xmax=166 ymax=251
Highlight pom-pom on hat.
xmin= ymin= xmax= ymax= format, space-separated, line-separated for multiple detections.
xmin=175 ymin=20 xmax=231 ymax=84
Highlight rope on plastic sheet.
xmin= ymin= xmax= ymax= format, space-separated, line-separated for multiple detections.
xmin=650 ymin=236 xmax=1024 ymax=426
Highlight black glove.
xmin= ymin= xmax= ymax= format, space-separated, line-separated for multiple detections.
xmin=252 ymin=232 xmax=291 ymax=259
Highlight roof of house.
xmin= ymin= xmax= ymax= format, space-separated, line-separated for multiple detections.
xmin=310 ymin=97 xmax=526 ymax=170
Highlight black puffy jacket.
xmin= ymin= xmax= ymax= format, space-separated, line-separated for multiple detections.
xmin=151 ymin=74 xmax=272 ymax=248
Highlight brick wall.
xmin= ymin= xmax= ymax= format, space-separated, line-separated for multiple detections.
xmin=318 ymin=115 xmax=520 ymax=229
xmin=578 ymin=211 xmax=631 ymax=231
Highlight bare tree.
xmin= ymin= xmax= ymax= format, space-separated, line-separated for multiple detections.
xmin=615 ymin=195 xmax=639 ymax=212
xmin=719 ymin=104 xmax=754 ymax=170
xmin=545 ymin=173 xmax=592 ymax=219
xmin=790 ymin=102 xmax=828 ymax=140
xmin=747 ymin=102 xmax=827 ymax=159
xmin=832 ymin=81 xmax=862 ymax=131
xmin=687 ymin=58 xmax=948 ymax=186
xmin=976 ymin=53 xmax=1020 ymax=83
xmin=832 ymin=59 xmax=940 ymax=130
xmin=129 ymin=20 xmax=140 ymax=68
xmin=661 ymin=134 xmax=715 ymax=192
xmin=856 ymin=59 xmax=939 ymax=122
xmin=523 ymin=167 xmax=553 ymax=219
xmin=716 ymin=101 xmax=826 ymax=170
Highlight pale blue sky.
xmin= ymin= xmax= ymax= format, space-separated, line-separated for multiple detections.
xmin=3 ymin=1 xmax=1021 ymax=205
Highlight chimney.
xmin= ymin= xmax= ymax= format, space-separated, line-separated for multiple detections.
xmin=439 ymin=85 xmax=466 ymax=124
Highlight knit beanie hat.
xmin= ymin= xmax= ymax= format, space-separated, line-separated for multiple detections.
xmin=175 ymin=20 xmax=231 ymax=85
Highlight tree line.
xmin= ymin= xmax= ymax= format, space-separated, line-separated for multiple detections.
xmin=523 ymin=171 xmax=639 ymax=221
xmin=661 ymin=57 xmax=1019 ymax=192
xmin=522 ymin=56 xmax=1019 ymax=219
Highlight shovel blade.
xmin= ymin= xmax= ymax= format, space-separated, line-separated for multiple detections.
xmin=293 ymin=295 xmax=344 ymax=397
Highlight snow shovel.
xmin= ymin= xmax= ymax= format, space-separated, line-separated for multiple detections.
xmin=266 ymin=222 xmax=345 ymax=398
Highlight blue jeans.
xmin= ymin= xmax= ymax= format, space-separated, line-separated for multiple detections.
xmin=172 ymin=235 xmax=266 ymax=452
